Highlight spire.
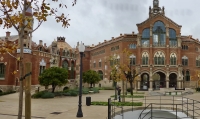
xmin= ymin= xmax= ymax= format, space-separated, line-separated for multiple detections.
xmin=149 ymin=0 xmax=165 ymax=17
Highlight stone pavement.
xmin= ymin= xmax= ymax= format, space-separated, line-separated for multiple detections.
xmin=0 ymin=90 xmax=131 ymax=119
xmin=0 ymin=90 xmax=200 ymax=119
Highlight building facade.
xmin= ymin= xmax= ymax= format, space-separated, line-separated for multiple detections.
xmin=76 ymin=0 xmax=200 ymax=90
xmin=0 ymin=7 xmax=76 ymax=92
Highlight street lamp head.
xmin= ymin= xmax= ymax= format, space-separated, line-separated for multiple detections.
xmin=78 ymin=42 xmax=85 ymax=53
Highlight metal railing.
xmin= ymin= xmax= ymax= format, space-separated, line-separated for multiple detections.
xmin=107 ymin=98 xmax=124 ymax=119
xmin=139 ymin=96 xmax=200 ymax=119
xmin=153 ymin=42 xmax=166 ymax=47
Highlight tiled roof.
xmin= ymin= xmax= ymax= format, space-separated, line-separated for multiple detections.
xmin=0 ymin=35 xmax=19 ymax=41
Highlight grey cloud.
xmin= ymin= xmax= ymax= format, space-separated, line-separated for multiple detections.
xmin=0 ymin=0 xmax=200 ymax=47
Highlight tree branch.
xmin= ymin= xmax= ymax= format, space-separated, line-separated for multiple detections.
xmin=2 ymin=6 xmax=19 ymax=32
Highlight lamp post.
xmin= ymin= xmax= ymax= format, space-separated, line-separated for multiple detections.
xmin=76 ymin=42 xmax=85 ymax=117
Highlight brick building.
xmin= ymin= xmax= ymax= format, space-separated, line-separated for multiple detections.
xmin=0 ymin=7 xmax=76 ymax=92
xmin=76 ymin=0 xmax=200 ymax=90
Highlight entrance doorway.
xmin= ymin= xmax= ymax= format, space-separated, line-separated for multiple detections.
xmin=153 ymin=72 xmax=166 ymax=90
xmin=141 ymin=73 xmax=149 ymax=90
xmin=169 ymin=73 xmax=177 ymax=88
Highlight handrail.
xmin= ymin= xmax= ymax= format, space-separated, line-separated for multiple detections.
xmin=138 ymin=95 xmax=200 ymax=119
xmin=138 ymin=103 xmax=151 ymax=119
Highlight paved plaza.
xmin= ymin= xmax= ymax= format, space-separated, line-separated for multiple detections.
xmin=0 ymin=90 xmax=119 ymax=119
xmin=0 ymin=90 xmax=200 ymax=119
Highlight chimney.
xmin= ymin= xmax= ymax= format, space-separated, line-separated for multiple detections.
xmin=104 ymin=40 xmax=107 ymax=42
xmin=132 ymin=31 xmax=135 ymax=34
xmin=99 ymin=42 xmax=101 ymax=44
xmin=120 ymin=33 xmax=122 ymax=36
xmin=6 ymin=31 xmax=10 ymax=37
xmin=44 ymin=43 xmax=46 ymax=47
xmin=39 ymin=40 xmax=43 ymax=45
xmin=92 ymin=44 xmax=94 ymax=46
xmin=112 ymin=37 xmax=114 ymax=40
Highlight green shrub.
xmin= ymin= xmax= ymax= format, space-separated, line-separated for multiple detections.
xmin=0 ymin=90 xmax=16 ymax=96
xmin=82 ymin=90 xmax=89 ymax=94
xmin=70 ymin=91 xmax=78 ymax=96
xmin=41 ymin=92 xmax=55 ymax=99
xmin=63 ymin=92 xmax=71 ymax=96
xmin=31 ymin=91 xmax=47 ymax=98
xmin=82 ymin=88 xmax=89 ymax=93
xmin=54 ymin=92 xmax=63 ymax=96
xmin=90 ymin=87 xmax=99 ymax=93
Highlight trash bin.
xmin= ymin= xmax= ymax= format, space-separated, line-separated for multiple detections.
xmin=86 ymin=97 xmax=91 ymax=106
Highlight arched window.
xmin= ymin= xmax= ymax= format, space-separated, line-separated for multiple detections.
xmin=63 ymin=50 xmax=66 ymax=56
xmin=170 ymin=53 xmax=176 ymax=65
xmin=154 ymin=51 xmax=165 ymax=65
xmin=99 ymin=59 xmax=102 ymax=67
xmin=153 ymin=21 xmax=166 ymax=47
xmin=186 ymin=71 xmax=190 ymax=81
xmin=142 ymin=52 xmax=149 ymax=65
xmin=0 ymin=63 xmax=5 ymax=78
xmin=141 ymin=28 xmax=150 ymax=47
xmin=62 ymin=60 xmax=68 ymax=70
xmin=182 ymin=56 xmax=188 ymax=66
xmin=71 ymin=61 xmax=75 ymax=79
xmin=169 ymin=28 xmax=177 ymax=47
xmin=130 ymin=54 xmax=136 ymax=65
xmin=66 ymin=51 xmax=70 ymax=56
xmin=196 ymin=56 xmax=200 ymax=67
xmin=98 ymin=70 xmax=103 ymax=80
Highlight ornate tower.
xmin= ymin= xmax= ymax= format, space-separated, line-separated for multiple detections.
xmin=149 ymin=0 xmax=165 ymax=17
xmin=18 ymin=3 xmax=34 ymax=49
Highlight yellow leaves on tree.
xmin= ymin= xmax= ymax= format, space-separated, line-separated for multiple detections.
xmin=0 ymin=0 xmax=77 ymax=31
xmin=0 ymin=40 xmax=18 ymax=54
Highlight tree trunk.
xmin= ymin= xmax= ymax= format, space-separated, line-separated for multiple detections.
xmin=90 ymin=83 xmax=92 ymax=88
xmin=130 ymin=81 xmax=133 ymax=95
xmin=122 ymin=80 xmax=125 ymax=102
xmin=18 ymin=1 xmax=26 ymax=118
xmin=52 ymin=87 xmax=55 ymax=93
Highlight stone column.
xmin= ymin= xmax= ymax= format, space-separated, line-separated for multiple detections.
xmin=149 ymin=68 xmax=153 ymax=90
xmin=137 ymin=81 xmax=141 ymax=90
xmin=150 ymin=24 xmax=153 ymax=37
xmin=166 ymin=69 xmax=169 ymax=88
xmin=165 ymin=24 xmax=169 ymax=37
xmin=166 ymin=80 xmax=169 ymax=88
xmin=177 ymin=67 xmax=183 ymax=89
xmin=149 ymin=80 xmax=153 ymax=91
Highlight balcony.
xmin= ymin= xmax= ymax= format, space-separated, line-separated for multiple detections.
xmin=141 ymin=43 xmax=149 ymax=47
xmin=153 ymin=42 xmax=166 ymax=47
xmin=169 ymin=42 xmax=177 ymax=48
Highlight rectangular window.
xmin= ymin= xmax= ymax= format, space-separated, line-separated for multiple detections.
xmin=93 ymin=63 xmax=96 ymax=68
xmin=0 ymin=63 xmax=5 ymax=78
xmin=39 ymin=66 xmax=45 ymax=75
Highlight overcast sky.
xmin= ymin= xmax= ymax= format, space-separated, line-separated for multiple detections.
xmin=1 ymin=0 xmax=200 ymax=47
